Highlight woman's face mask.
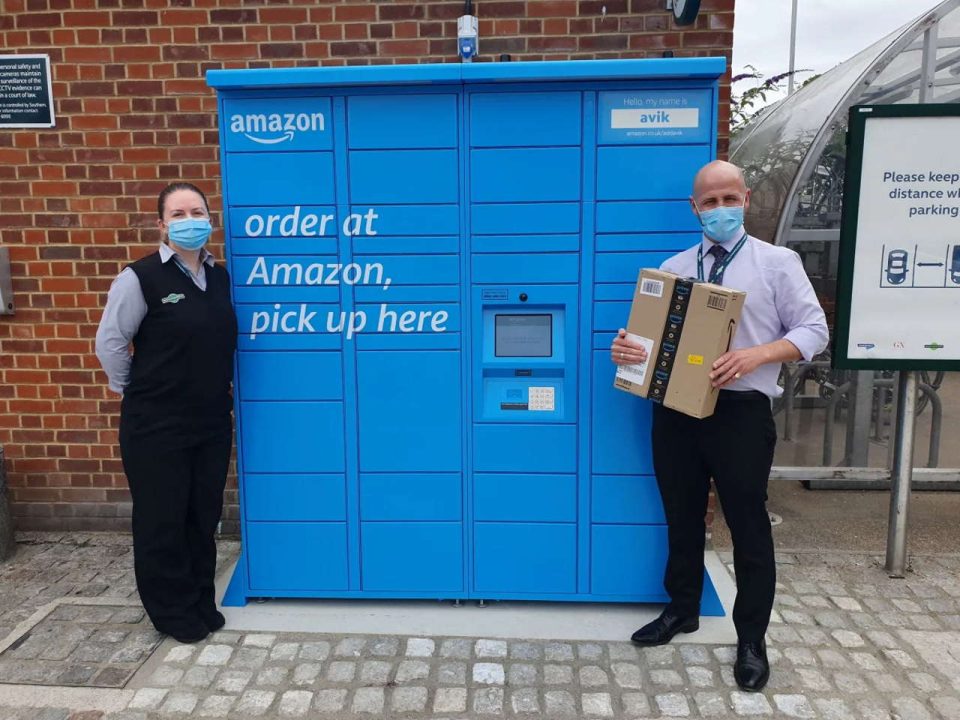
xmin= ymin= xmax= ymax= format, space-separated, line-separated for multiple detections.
xmin=167 ymin=217 xmax=212 ymax=251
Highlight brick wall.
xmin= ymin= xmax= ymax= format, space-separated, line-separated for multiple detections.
xmin=0 ymin=0 xmax=735 ymax=531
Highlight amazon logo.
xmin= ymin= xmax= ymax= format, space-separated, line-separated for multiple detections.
xmin=229 ymin=111 xmax=326 ymax=145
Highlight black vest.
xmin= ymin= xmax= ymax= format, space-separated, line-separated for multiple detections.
xmin=121 ymin=252 xmax=237 ymax=435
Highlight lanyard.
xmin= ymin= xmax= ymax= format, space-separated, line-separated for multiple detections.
xmin=697 ymin=232 xmax=748 ymax=283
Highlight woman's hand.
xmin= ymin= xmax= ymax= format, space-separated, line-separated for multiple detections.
xmin=610 ymin=328 xmax=649 ymax=366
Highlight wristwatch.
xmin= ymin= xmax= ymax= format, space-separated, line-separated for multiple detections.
xmin=671 ymin=0 xmax=701 ymax=26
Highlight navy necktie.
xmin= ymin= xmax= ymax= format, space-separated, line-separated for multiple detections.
xmin=708 ymin=244 xmax=729 ymax=284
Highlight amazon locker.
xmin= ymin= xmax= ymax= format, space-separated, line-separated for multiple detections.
xmin=206 ymin=59 xmax=726 ymax=611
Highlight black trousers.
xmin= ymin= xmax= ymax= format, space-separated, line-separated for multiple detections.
xmin=119 ymin=419 xmax=231 ymax=635
xmin=651 ymin=390 xmax=777 ymax=643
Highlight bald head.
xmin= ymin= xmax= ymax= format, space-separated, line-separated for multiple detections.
xmin=690 ymin=160 xmax=751 ymax=217
xmin=693 ymin=160 xmax=747 ymax=197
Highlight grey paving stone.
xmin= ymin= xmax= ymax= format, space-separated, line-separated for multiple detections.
xmin=784 ymin=646 xmax=817 ymax=666
xmin=508 ymin=662 xmax=537 ymax=686
xmin=440 ymin=638 xmax=472 ymax=659
xmin=359 ymin=660 xmax=392 ymax=684
xmin=544 ymin=641 xmax=574 ymax=661
xmin=235 ymin=689 xmax=275 ymax=716
xmin=774 ymin=694 xmax=816 ymax=718
xmin=162 ymin=645 xmax=196 ymax=663
xmin=833 ymin=671 xmax=869 ymax=694
xmin=817 ymin=648 xmax=848 ymax=668
xmin=869 ymin=672 xmax=903 ymax=693
xmin=510 ymin=641 xmax=542 ymax=660
xmin=242 ymin=633 xmax=276 ymax=648
xmin=474 ymin=662 xmax=505 ymax=685
xmin=335 ymin=637 xmax=366 ymax=657
xmin=686 ymin=665 xmax=716 ymax=688
xmin=582 ymin=692 xmax=614 ymax=717
xmin=405 ymin=637 xmax=435 ymax=657
xmin=679 ymin=644 xmax=710 ymax=664
xmin=148 ymin=665 xmax=184 ymax=687
xmin=796 ymin=667 xmax=832 ymax=691
xmin=832 ymin=629 xmax=865 ymax=647
xmin=731 ymin=690 xmax=773 ymax=715
xmin=578 ymin=642 xmax=604 ymax=660
xmin=369 ymin=637 xmax=399 ymax=656
xmin=270 ymin=642 xmax=300 ymax=661
xmin=612 ymin=662 xmax=643 ymax=689
xmin=579 ymin=665 xmax=608 ymax=687
xmin=326 ymin=660 xmax=356 ymax=682
xmin=931 ymin=695 xmax=960 ymax=719
xmin=351 ymin=687 xmax=384 ymax=714
xmin=438 ymin=661 xmax=467 ymax=684
xmin=622 ymin=692 xmax=652 ymax=717
xmin=695 ymin=691 xmax=728 ymax=717
xmin=196 ymin=645 xmax=233 ymax=666
xmin=128 ymin=688 xmax=168 ymax=710
xmin=475 ymin=639 xmax=508 ymax=658
xmin=908 ymin=672 xmax=943 ymax=694
xmin=391 ymin=686 xmax=427 ymax=713
xmin=474 ymin=687 xmax=504 ymax=715
xmin=645 ymin=645 xmax=677 ymax=665
xmin=214 ymin=669 xmax=253 ymax=693
xmin=545 ymin=690 xmax=577 ymax=718
xmin=196 ymin=694 xmax=236 ymax=717
xmin=655 ymin=692 xmax=691 ymax=717
xmin=850 ymin=651 xmax=884 ymax=671
xmin=544 ymin=663 xmax=574 ymax=685
xmin=434 ymin=687 xmax=467 ymax=713
xmin=160 ymin=691 xmax=199 ymax=715
xmin=312 ymin=688 xmax=347 ymax=714
xmin=813 ymin=698 xmax=856 ymax=720
xmin=255 ymin=665 xmax=290 ymax=686
xmin=299 ymin=640 xmax=330 ymax=661
xmin=608 ymin=642 xmax=639 ymax=661
xmin=230 ymin=647 xmax=268 ymax=670
xmin=182 ymin=665 xmax=219 ymax=688
xmin=291 ymin=662 xmax=321 ymax=686
xmin=395 ymin=659 xmax=430 ymax=683
xmin=650 ymin=668 xmax=684 ymax=687
xmin=891 ymin=696 xmax=934 ymax=720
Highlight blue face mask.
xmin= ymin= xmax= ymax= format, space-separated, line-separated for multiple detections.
xmin=167 ymin=218 xmax=212 ymax=251
xmin=697 ymin=204 xmax=744 ymax=243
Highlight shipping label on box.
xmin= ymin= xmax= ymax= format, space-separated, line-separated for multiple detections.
xmin=614 ymin=269 xmax=745 ymax=419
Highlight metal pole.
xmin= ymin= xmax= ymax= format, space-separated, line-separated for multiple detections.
xmin=787 ymin=0 xmax=799 ymax=95
xmin=885 ymin=371 xmax=917 ymax=578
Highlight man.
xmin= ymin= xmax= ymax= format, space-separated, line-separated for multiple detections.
xmin=610 ymin=160 xmax=828 ymax=692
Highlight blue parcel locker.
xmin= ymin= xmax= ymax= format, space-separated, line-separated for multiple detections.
xmin=207 ymin=59 xmax=726 ymax=613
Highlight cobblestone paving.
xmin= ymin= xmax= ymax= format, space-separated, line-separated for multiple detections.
xmin=0 ymin=536 xmax=959 ymax=719
xmin=0 ymin=604 xmax=160 ymax=688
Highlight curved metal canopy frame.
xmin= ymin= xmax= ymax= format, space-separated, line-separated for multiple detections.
xmin=731 ymin=0 xmax=960 ymax=249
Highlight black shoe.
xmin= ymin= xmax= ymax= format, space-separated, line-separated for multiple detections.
xmin=630 ymin=611 xmax=699 ymax=646
xmin=162 ymin=618 xmax=209 ymax=644
xmin=734 ymin=639 xmax=770 ymax=692
xmin=200 ymin=609 xmax=226 ymax=633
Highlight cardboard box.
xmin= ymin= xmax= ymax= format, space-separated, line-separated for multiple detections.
xmin=614 ymin=269 xmax=746 ymax=419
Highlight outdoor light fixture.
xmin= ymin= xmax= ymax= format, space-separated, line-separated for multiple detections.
xmin=667 ymin=0 xmax=701 ymax=26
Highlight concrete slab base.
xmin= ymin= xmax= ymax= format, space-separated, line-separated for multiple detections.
xmin=215 ymin=549 xmax=738 ymax=645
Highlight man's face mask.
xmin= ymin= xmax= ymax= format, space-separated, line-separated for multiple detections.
xmin=696 ymin=203 xmax=745 ymax=243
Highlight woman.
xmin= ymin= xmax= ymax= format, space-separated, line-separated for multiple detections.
xmin=96 ymin=182 xmax=237 ymax=643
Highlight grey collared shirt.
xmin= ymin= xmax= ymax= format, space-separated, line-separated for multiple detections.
xmin=660 ymin=229 xmax=829 ymax=399
xmin=95 ymin=244 xmax=216 ymax=394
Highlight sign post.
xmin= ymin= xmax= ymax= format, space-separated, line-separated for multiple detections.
xmin=835 ymin=105 xmax=960 ymax=577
